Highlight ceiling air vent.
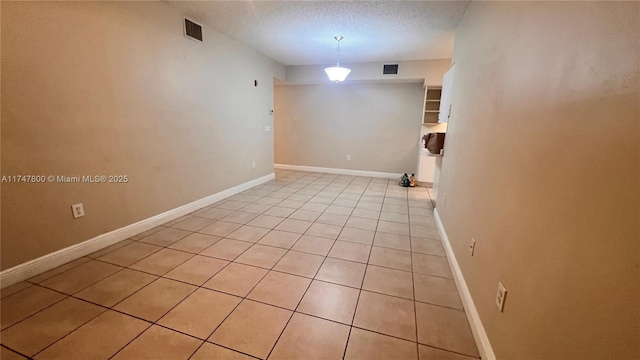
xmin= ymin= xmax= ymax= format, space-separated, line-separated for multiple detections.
xmin=184 ymin=17 xmax=203 ymax=42
xmin=383 ymin=64 xmax=399 ymax=75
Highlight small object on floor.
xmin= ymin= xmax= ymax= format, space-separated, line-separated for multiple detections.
xmin=409 ymin=174 xmax=416 ymax=187
xmin=399 ymin=173 xmax=410 ymax=187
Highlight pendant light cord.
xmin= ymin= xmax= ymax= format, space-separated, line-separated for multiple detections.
xmin=336 ymin=39 xmax=341 ymax=67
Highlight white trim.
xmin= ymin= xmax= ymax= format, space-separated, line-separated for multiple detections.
xmin=434 ymin=208 xmax=496 ymax=360
xmin=275 ymin=163 xmax=400 ymax=179
xmin=0 ymin=173 xmax=275 ymax=288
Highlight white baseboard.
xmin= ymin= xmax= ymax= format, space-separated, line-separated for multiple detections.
xmin=274 ymin=163 xmax=400 ymax=179
xmin=0 ymin=173 xmax=275 ymax=289
xmin=433 ymin=208 xmax=496 ymax=360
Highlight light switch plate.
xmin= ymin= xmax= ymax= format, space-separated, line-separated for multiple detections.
xmin=496 ymin=282 xmax=507 ymax=312
xmin=264 ymin=125 xmax=271 ymax=132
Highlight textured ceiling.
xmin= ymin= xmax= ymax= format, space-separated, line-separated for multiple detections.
xmin=169 ymin=1 xmax=470 ymax=66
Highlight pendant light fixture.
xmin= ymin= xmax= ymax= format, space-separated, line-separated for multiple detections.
xmin=324 ymin=36 xmax=351 ymax=82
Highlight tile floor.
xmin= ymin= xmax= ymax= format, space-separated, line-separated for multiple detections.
xmin=0 ymin=170 xmax=479 ymax=360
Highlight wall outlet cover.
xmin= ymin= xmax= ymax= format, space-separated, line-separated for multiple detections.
xmin=71 ymin=203 xmax=85 ymax=219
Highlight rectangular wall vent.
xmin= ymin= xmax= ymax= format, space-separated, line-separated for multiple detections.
xmin=383 ymin=64 xmax=399 ymax=75
xmin=184 ymin=17 xmax=203 ymax=42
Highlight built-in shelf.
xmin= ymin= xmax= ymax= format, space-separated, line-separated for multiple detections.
xmin=422 ymin=87 xmax=442 ymax=125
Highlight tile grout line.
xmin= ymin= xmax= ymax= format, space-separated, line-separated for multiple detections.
xmin=408 ymin=188 xmax=421 ymax=359
xmin=341 ymin=176 xmax=383 ymax=360
xmin=1 ymin=342 xmax=38 ymax=359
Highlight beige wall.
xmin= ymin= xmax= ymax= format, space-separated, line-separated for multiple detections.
xmin=1 ymin=1 xmax=284 ymax=270
xmin=439 ymin=2 xmax=639 ymax=359
xmin=274 ymin=83 xmax=423 ymax=174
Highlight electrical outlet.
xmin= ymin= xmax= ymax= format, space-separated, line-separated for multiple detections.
xmin=469 ymin=238 xmax=476 ymax=256
xmin=495 ymin=282 xmax=507 ymax=312
xmin=264 ymin=125 xmax=271 ymax=132
xmin=347 ymin=155 xmax=351 ymax=161
xmin=71 ymin=203 xmax=85 ymax=219
xmin=252 ymin=161 xmax=256 ymax=169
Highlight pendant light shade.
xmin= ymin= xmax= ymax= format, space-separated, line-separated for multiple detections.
xmin=325 ymin=36 xmax=350 ymax=82
xmin=324 ymin=66 xmax=351 ymax=82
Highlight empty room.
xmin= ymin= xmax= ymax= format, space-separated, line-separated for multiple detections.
xmin=1 ymin=1 xmax=638 ymax=359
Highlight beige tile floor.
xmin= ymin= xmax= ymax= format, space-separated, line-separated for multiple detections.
xmin=0 ymin=170 xmax=479 ymax=360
